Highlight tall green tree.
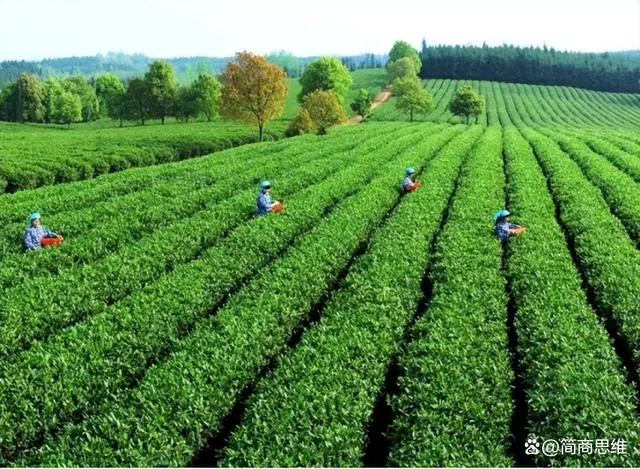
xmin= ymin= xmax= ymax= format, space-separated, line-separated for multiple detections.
xmin=0 ymin=73 xmax=45 ymax=122
xmin=144 ymin=60 xmax=177 ymax=124
xmin=124 ymin=77 xmax=152 ymax=125
xmin=392 ymin=76 xmax=433 ymax=122
xmin=191 ymin=73 xmax=221 ymax=121
xmin=43 ymin=79 xmax=64 ymax=123
xmin=391 ymin=75 xmax=422 ymax=96
xmin=388 ymin=57 xmax=418 ymax=81
xmin=396 ymin=84 xmax=433 ymax=122
xmin=95 ymin=73 xmax=125 ymax=118
xmin=57 ymin=91 xmax=82 ymax=127
xmin=387 ymin=41 xmax=421 ymax=73
xmin=448 ymin=84 xmax=485 ymax=124
xmin=0 ymin=82 xmax=12 ymax=121
xmin=107 ymin=92 xmax=127 ymax=127
xmin=62 ymin=76 xmax=99 ymax=122
xmin=175 ymin=85 xmax=199 ymax=123
xmin=298 ymin=57 xmax=352 ymax=103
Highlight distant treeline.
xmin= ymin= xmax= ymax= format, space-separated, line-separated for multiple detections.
xmin=2 ymin=44 xmax=639 ymax=95
xmin=420 ymin=42 xmax=640 ymax=93
xmin=0 ymin=52 xmax=388 ymax=87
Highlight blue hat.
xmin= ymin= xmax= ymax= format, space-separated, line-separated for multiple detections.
xmin=259 ymin=180 xmax=271 ymax=190
xmin=405 ymin=167 xmax=416 ymax=176
xmin=29 ymin=212 xmax=41 ymax=222
xmin=493 ymin=209 xmax=510 ymax=221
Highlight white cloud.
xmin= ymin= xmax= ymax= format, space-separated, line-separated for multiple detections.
xmin=0 ymin=0 xmax=638 ymax=60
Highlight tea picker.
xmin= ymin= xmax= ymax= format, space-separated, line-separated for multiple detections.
xmin=401 ymin=167 xmax=422 ymax=193
xmin=493 ymin=209 xmax=526 ymax=242
xmin=23 ymin=212 xmax=64 ymax=250
xmin=256 ymin=180 xmax=284 ymax=216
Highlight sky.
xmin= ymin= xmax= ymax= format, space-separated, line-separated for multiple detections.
xmin=0 ymin=0 xmax=639 ymax=61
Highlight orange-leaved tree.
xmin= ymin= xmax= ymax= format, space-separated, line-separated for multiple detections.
xmin=220 ymin=51 xmax=289 ymax=141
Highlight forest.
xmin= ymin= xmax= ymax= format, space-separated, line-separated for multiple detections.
xmin=420 ymin=42 xmax=640 ymax=93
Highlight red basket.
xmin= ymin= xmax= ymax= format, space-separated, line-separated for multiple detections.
xmin=41 ymin=235 xmax=63 ymax=247
xmin=272 ymin=202 xmax=284 ymax=213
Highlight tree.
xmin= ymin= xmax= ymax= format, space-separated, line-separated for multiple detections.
xmin=298 ymin=57 xmax=352 ymax=103
xmin=396 ymin=85 xmax=433 ymax=122
xmin=107 ymin=92 xmax=127 ymax=127
xmin=62 ymin=76 xmax=99 ymax=122
xmin=285 ymin=108 xmax=317 ymax=137
xmin=387 ymin=40 xmax=421 ymax=73
xmin=144 ymin=60 xmax=177 ymax=124
xmin=350 ymin=88 xmax=373 ymax=118
xmin=43 ymin=79 xmax=64 ymax=123
xmin=448 ymin=84 xmax=485 ymax=124
xmin=124 ymin=77 xmax=152 ymax=125
xmin=220 ymin=51 xmax=288 ymax=141
xmin=95 ymin=73 xmax=125 ymax=119
xmin=392 ymin=76 xmax=433 ymax=122
xmin=57 ymin=91 xmax=82 ymax=127
xmin=387 ymin=57 xmax=417 ymax=81
xmin=0 ymin=82 xmax=13 ymax=121
xmin=191 ymin=73 xmax=221 ymax=121
xmin=391 ymin=75 xmax=422 ymax=97
xmin=302 ymin=90 xmax=347 ymax=135
xmin=421 ymin=38 xmax=428 ymax=59
xmin=0 ymin=73 xmax=45 ymax=122
xmin=175 ymin=85 xmax=199 ymax=123
xmin=19 ymin=73 xmax=46 ymax=122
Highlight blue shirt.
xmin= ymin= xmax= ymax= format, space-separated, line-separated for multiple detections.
xmin=256 ymin=192 xmax=272 ymax=216
xmin=23 ymin=225 xmax=55 ymax=250
xmin=495 ymin=221 xmax=518 ymax=242
xmin=401 ymin=176 xmax=413 ymax=191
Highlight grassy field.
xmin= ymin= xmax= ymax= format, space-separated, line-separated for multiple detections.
xmin=370 ymin=77 xmax=640 ymax=129
xmin=1 ymin=69 xmax=640 ymax=466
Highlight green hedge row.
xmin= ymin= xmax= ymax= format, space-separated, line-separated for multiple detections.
xmin=0 ymin=129 xmax=410 ymax=363
xmin=504 ymin=126 xmax=640 ymax=466
xmin=0 ymin=125 xmax=428 ymax=365
xmin=567 ymin=129 xmax=640 ymax=183
xmin=0 ymin=121 xmax=285 ymax=193
xmin=389 ymin=127 xmax=513 ymax=466
xmin=219 ymin=126 xmax=480 ymax=466
xmin=14 ymin=125 xmax=461 ymax=467
xmin=0 ymin=126 xmax=377 ymax=291
xmin=538 ymin=128 xmax=640 ymax=245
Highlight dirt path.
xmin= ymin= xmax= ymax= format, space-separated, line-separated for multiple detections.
xmin=348 ymin=87 xmax=392 ymax=124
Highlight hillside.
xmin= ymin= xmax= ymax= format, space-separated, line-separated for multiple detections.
xmin=371 ymin=78 xmax=640 ymax=129
xmin=3 ymin=116 xmax=640 ymax=465
xmin=2 ymin=59 xmax=640 ymax=466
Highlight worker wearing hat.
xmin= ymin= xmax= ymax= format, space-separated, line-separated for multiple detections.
xmin=256 ymin=180 xmax=283 ymax=216
xmin=23 ymin=212 xmax=62 ymax=250
xmin=401 ymin=167 xmax=421 ymax=192
xmin=493 ymin=209 xmax=526 ymax=242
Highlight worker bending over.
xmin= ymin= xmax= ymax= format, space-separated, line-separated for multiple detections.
xmin=256 ymin=180 xmax=283 ymax=216
xmin=493 ymin=209 xmax=526 ymax=242
xmin=401 ymin=167 xmax=421 ymax=192
xmin=23 ymin=212 xmax=64 ymax=250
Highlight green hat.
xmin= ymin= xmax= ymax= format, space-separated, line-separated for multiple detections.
xmin=405 ymin=167 xmax=416 ymax=176
xmin=259 ymin=180 xmax=271 ymax=190
xmin=29 ymin=212 xmax=41 ymax=222
xmin=493 ymin=209 xmax=510 ymax=221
